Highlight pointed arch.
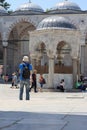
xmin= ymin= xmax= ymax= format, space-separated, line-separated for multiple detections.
xmin=33 ymin=41 xmax=48 ymax=73
xmin=55 ymin=40 xmax=72 ymax=73
xmin=6 ymin=18 xmax=37 ymax=39
xmin=56 ymin=41 xmax=71 ymax=62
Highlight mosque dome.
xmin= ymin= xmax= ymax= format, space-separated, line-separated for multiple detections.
xmin=0 ymin=5 xmax=8 ymax=15
xmin=49 ymin=0 xmax=81 ymax=13
xmin=14 ymin=2 xmax=44 ymax=14
xmin=37 ymin=16 xmax=77 ymax=30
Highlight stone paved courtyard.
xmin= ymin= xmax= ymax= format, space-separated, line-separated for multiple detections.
xmin=0 ymin=83 xmax=87 ymax=130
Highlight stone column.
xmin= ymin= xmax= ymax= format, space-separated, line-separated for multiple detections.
xmin=30 ymin=54 xmax=37 ymax=69
xmin=72 ymin=57 xmax=78 ymax=87
xmin=48 ymin=57 xmax=54 ymax=88
xmin=31 ymin=58 xmax=35 ymax=69
xmin=3 ymin=41 xmax=8 ymax=76
xmin=80 ymin=45 xmax=85 ymax=75
xmin=47 ymin=50 xmax=54 ymax=88
xmin=77 ymin=58 xmax=80 ymax=80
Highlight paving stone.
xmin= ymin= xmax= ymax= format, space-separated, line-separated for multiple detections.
xmin=0 ymin=84 xmax=87 ymax=130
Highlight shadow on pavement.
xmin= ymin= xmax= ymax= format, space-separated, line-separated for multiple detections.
xmin=0 ymin=111 xmax=87 ymax=130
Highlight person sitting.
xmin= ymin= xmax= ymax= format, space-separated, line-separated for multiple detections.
xmin=75 ymin=80 xmax=82 ymax=89
xmin=75 ymin=80 xmax=86 ymax=91
xmin=80 ymin=74 xmax=84 ymax=82
xmin=57 ymin=79 xmax=65 ymax=92
xmin=82 ymin=80 xmax=87 ymax=91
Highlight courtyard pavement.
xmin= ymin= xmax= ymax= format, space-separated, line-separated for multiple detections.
xmin=0 ymin=83 xmax=87 ymax=130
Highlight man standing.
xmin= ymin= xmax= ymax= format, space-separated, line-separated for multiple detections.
xmin=19 ymin=56 xmax=32 ymax=100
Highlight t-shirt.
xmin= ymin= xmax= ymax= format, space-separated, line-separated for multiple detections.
xmin=60 ymin=82 xmax=65 ymax=87
xmin=75 ymin=81 xmax=82 ymax=89
xmin=32 ymin=73 xmax=36 ymax=81
xmin=19 ymin=62 xmax=32 ymax=80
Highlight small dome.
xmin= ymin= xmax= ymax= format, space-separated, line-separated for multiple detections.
xmin=0 ymin=5 xmax=8 ymax=15
xmin=50 ymin=1 xmax=81 ymax=12
xmin=37 ymin=16 xmax=77 ymax=30
xmin=14 ymin=2 xmax=44 ymax=14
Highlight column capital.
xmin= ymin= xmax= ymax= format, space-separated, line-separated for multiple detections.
xmin=30 ymin=54 xmax=36 ymax=59
xmin=72 ymin=57 xmax=78 ymax=60
xmin=47 ymin=50 xmax=54 ymax=59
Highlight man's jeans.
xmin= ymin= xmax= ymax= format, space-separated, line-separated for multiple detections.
xmin=19 ymin=79 xmax=30 ymax=100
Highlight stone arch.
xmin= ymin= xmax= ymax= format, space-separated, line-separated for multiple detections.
xmin=55 ymin=41 xmax=72 ymax=73
xmin=7 ymin=18 xmax=36 ymax=55
xmin=6 ymin=17 xmax=37 ymax=39
xmin=33 ymin=41 xmax=48 ymax=73
xmin=56 ymin=41 xmax=71 ymax=65
xmin=5 ymin=18 xmax=37 ymax=74
xmin=35 ymin=42 xmax=46 ymax=52
xmin=34 ymin=42 xmax=47 ymax=61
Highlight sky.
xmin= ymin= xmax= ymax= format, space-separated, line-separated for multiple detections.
xmin=6 ymin=0 xmax=87 ymax=11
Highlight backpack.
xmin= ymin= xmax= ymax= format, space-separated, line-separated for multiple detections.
xmin=22 ymin=64 xmax=30 ymax=79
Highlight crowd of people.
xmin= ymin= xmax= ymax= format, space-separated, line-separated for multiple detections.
xmin=1 ymin=55 xmax=87 ymax=100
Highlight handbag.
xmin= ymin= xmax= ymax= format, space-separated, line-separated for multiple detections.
xmin=42 ymin=78 xmax=46 ymax=84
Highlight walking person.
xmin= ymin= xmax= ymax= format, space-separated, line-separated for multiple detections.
xmin=39 ymin=74 xmax=46 ymax=92
xmin=30 ymin=69 xmax=38 ymax=93
xmin=19 ymin=56 xmax=32 ymax=100
xmin=4 ymin=74 xmax=8 ymax=83
xmin=11 ymin=72 xmax=18 ymax=88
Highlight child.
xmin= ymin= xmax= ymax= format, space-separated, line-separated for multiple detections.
xmin=39 ymin=74 xmax=45 ymax=92
xmin=11 ymin=72 xmax=18 ymax=88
